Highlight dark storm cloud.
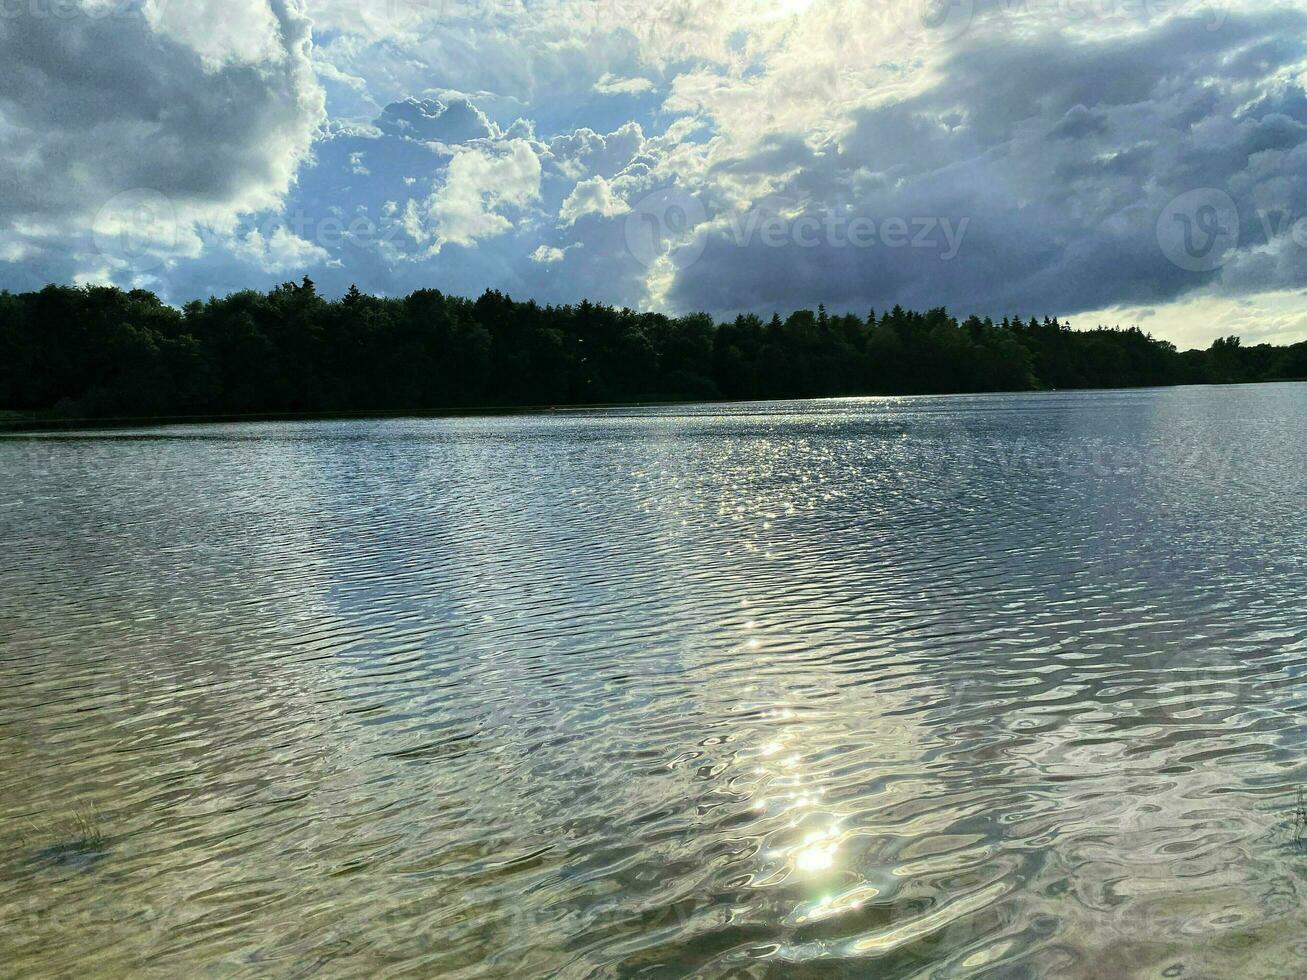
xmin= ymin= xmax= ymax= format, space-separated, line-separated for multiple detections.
xmin=377 ymin=98 xmax=498 ymax=144
xmin=1048 ymin=106 xmax=1109 ymax=141
xmin=667 ymin=10 xmax=1307 ymax=320
xmin=0 ymin=1 xmax=322 ymax=262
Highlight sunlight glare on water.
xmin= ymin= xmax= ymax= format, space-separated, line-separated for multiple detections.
xmin=2 ymin=385 xmax=1306 ymax=978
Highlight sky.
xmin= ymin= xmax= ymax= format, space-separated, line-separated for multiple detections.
xmin=3 ymin=0 xmax=1307 ymax=349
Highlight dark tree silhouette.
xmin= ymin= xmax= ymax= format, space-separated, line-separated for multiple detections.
xmin=0 ymin=283 xmax=1303 ymax=421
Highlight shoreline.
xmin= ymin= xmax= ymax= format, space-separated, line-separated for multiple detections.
xmin=2 ymin=378 xmax=1304 ymax=435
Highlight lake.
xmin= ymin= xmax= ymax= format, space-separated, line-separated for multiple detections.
xmin=2 ymin=385 xmax=1305 ymax=978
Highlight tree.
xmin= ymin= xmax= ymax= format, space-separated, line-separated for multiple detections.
xmin=0 ymin=282 xmax=1288 ymax=423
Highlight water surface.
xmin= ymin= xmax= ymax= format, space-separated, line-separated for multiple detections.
xmin=3 ymin=385 xmax=1306 ymax=977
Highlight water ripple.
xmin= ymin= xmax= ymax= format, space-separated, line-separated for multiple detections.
xmin=2 ymin=385 xmax=1306 ymax=977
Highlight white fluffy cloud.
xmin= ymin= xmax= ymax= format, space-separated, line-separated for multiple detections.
xmin=141 ymin=0 xmax=286 ymax=66
xmin=559 ymin=176 xmax=631 ymax=225
xmin=530 ymin=243 xmax=582 ymax=264
xmin=403 ymin=139 xmax=542 ymax=253
xmin=232 ymin=225 xmax=332 ymax=273
xmin=530 ymin=245 xmax=568 ymax=264
xmin=595 ymin=73 xmax=655 ymax=95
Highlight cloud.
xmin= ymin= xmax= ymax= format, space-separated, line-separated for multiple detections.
xmin=4 ymin=0 xmax=1307 ymax=350
xmin=530 ymin=243 xmax=581 ymax=264
xmin=558 ymin=176 xmax=631 ymax=225
xmin=1076 ymin=287 xmax=1307 ymax=350
xmin=659 ymin=10 xmax=1307 ymax=324
xmin=549 ymin=122 xmax=647 ymax=179
xmin=0 ymin=0 xmax=324 ymax=274
xmin=595 ymin=73 xmax=655 ymax=96
xmin=141 ymin=0 xmax=285 ymax=66
xmin=232 ymin=225 xmax=331 ymax=273
xmin=531 ymin=245 xmax=568 ymax=264
xmin=403 ymin=139 xmax=542 ymax=253
xmin=376 ymin=97 xmax=497 ymax=144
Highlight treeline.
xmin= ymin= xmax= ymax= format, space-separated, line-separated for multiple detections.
xmin=1 ymin=279 xmax=1304 ymax=419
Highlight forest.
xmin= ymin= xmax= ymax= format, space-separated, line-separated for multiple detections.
xmin=2 ymin=279 xmax=1305 ymax=422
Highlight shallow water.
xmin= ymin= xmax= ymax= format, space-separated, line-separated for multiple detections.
xmin=2 ymin=385 xmax=1306 ymax=978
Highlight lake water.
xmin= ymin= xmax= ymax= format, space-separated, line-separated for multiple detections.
xmin=2 ymin=385 xmax=1306 ymax=978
